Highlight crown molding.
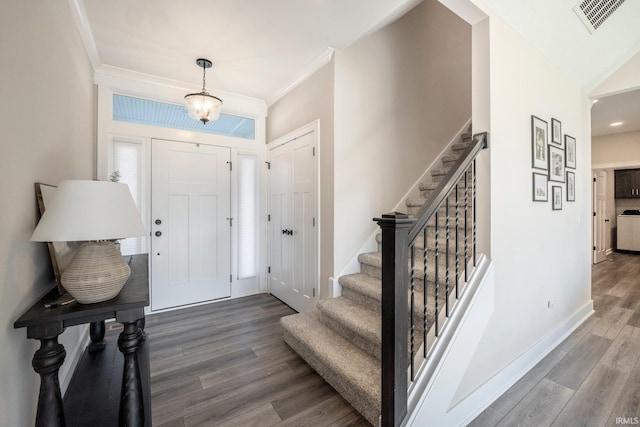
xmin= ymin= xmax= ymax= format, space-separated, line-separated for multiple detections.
xmin=267 ymin=47 xmax=335 ymax=107
xmin=95 ymin=65 xmax=267 ymax=117
xmin=67 ymin=0 xmax=101 ymax=69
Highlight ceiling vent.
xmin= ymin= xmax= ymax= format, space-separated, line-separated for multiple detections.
xmin=573 ymin=0 xmax=627 ymax=33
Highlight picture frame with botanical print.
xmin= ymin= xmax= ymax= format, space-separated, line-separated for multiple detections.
xmin=548 ymin=145 xmax=565 ymax=182
xmin=551 ymin=118 xmax=562 ymax=145
xmin=532 ymin=172 xmax=548 ymax=202
xmin=565 ymin=134 xmax=576 ymax=169
xmin=566 ymin=171 xmax=575 ymax=201
xmin=552 ymin=186 xmax=562 ymax=210
xmin=531 ymin=115 xmax=548 ymax=170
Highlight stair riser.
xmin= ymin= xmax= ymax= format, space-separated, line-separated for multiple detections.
xmin=282 ymin=329 xmax=380 ymax=426
xmin=320 ymin=312 xmax=381 ymax=360
xmin=407 ymin=205 xmax=474 ymax=218
xmin=377 ymin=234 xmax=468 ymax=253
xmin=360 ymin=260 xmax=462 ymax=292
xmin=420 ymin=187 xmax=474 ymax=200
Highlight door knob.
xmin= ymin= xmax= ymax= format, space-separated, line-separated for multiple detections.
xmin=155 ymin=219 xmax=162 ymax=225
xmin=155 ymin=231 xmax=162 ymax=237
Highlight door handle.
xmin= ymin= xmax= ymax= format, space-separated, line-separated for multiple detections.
xmin=155 ymin=231 xmax=162 ymax=237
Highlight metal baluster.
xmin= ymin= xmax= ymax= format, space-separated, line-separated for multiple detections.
xmin=455 ymin=178 xmax=460 ymax=299
xmin=445 ymin=196 xmax=450 ymax=318
xmin=464 ymin=169 xmax=469 ymax=282
xmin=434 ymin=210 xmax=439 ymax=337
xmin=410 ymin=245 xmax=415 ymax=381
xmin=423 ymin=226 xmax=428 ymax=358
xmin=473 ymin=159 xmax=477 ymax=267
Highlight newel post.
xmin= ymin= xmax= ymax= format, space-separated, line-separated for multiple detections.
xmin=375 ymin=212 xmax=413 ymax=427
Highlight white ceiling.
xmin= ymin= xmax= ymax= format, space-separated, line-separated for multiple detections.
xmin=74 ymin=0 xmax=640 ymax=135
xmin=75 ymin=0 xmax=422 ymax=104
xmin=482 ymin=0 xmax=640 ymax=139
xmin=480 ymin=0 xmax=640 ymax=92
xmin=591 ymin=88 xmax=640 ymax=137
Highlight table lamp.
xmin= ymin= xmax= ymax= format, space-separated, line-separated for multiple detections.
xmin=31 ymin=180 xmax=146 ymax=304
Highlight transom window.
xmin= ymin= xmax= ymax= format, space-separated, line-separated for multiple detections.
xmin=113 ymin=94 xmax=255 ymax=140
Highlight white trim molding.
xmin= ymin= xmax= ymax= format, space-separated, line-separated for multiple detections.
xmin=67 ymin=0 xmax=101 ymax=69
xmin=267 ymin=48 xmax=335 ymax=107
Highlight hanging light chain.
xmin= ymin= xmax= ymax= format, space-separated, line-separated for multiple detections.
xmin=202 ymin=63 xmax=207 ymax=93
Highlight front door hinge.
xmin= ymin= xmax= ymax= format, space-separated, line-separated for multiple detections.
xmin=266 ymin=161 xmax=271 ymax=170
xmin=230 ymin=274 xmax=233 ymax=283
xmin=593 ymin=212 xmax=596 ymax=217
xmin=312 ymin=217 xmax=316 ymax=227
xmin=268 ymin=214 xmax=271 ymax=222
xmin=593 ymin=177 xmax=596 ymax=182
xmin=313 ymin=288 xmax=316 ymax=297
xmin=227 ymin=217 xmax=233 ymax=226
xmin=227 ymin=161 xmax=232 ymax=171
xmin=593 ymin=246 xmax=596 ymax=251
xmin=312 ymin=147 xmax=316 ymax=157
xmin=268 ymin=266 xmax=271 ymax=273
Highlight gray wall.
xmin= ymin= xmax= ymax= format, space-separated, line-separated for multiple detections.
xmin=267 ymin=60 xmax=335 ymax=298
xmin=333 ymin=0 xmax=472 ymax=275
xmin=0 ymin=1 xmax=95 ymax=424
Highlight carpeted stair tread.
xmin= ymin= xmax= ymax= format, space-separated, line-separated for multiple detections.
xmin=281 ymin=123 xmax=473 ymax=425
xmin=339 ymin=273 xmax=382 ymax=311
xmin=281 ymin=312 xmax=380 ymax=425
xmin=318 ymin=297 xmax=381 ymax=358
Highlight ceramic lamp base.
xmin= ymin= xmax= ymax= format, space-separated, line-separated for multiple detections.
xmin=61 ymin=241 xmax=130 ymax=304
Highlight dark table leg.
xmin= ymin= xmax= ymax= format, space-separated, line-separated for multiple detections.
xmin=117 ymin=320 xmax=145 ymax=427
xmin=32 ymin=336 xmax=66 ymax=427
xmin=89 ymin=320 xmax=106 ymax=352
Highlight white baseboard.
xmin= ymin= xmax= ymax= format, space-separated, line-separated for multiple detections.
xmin=454 ymin=300 xmax=594 ymax=426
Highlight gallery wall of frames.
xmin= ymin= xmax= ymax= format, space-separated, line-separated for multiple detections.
xmin=531 ymin=115 xmax=576 ymax=210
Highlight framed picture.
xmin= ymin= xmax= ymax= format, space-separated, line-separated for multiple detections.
xmin=551 ymin=118 xmax=562 ymax=145
xmin=565 ymin=135 xmax=576 ymax=169
xmin=35 ymin=183 xmax=81 ymax=294
xmin=531 ymin=115 xmax=548 ymax=170
xmin=532 ymin=172 xmax=548 ymax=202
xmin=548 ymin=145 xmax=565 ymax=182
xmin=566 ymin=171 xmax=575 ymax=201
xmin=552 ymin=186 xmax=562 ymax=210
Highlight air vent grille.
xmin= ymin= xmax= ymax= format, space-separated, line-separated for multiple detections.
xmin=573 ymin=0 xmax=626 ymax=33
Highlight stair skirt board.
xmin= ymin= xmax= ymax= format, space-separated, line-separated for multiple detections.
xmin=280 ymin=124 xmax=475 ymax=424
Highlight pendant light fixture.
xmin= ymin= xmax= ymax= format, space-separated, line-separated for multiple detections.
xmin=184 ymin=58 xmax=223 ymax=124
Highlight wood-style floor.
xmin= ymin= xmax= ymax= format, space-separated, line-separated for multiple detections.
xmin=470 ymin=251 xmax=640 ymax=427
xmin=145 ymin=294 xmax=370 ymax=426
xmin=143 ymin=251 xmax=639 ymax=426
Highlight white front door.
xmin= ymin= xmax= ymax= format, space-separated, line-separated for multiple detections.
xmin=269 ymin=130 xmax=318 ymax=312
xmin=593 ymin=170 xmax=607 ymax=264
xmin=151 ymin=139 xmax=231 ymax=310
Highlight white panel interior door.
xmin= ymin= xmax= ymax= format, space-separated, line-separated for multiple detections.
xmin=269 ymin=131 xmax=318 ymax=312
xmin=593 ymin=170 xmax=607 ymax=264
xmin=152 ymin=139 xmax=231 ymax=310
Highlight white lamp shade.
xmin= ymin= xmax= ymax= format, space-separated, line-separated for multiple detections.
xmin=31 ymin=180 xmax=146 ymax=242
xmin=184 ymin=92 xmax=222 ymax=123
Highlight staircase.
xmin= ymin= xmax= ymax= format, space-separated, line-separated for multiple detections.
xmin=280 ymin=126 xmax=475 ymax=426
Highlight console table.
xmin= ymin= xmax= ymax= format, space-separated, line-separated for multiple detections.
xmin=14 ymin=254 xmax=149 ymax=427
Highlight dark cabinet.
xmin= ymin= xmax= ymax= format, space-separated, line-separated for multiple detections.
xmin=615 ymin=169 xmax=640 ymax=198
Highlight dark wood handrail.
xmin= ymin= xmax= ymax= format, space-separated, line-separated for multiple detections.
xmin=407 ymin=132 xmax=489 ymax=244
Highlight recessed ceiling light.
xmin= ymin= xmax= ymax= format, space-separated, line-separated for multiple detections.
xmin=610 ymin=122 xmax=623 ymax=126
